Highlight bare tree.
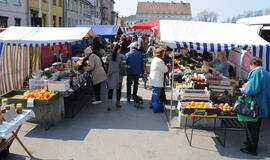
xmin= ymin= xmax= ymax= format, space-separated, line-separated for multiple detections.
xmin=197 ymin=10 xmax=219 ymax=22
xmin=225 ymin=9 xmax=264 ymax=23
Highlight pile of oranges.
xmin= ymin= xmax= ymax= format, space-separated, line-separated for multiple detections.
xmin=22 ymin=88 xmax=54 ymax=99
xmin=185 ymin=101 xmax=211 ymax=109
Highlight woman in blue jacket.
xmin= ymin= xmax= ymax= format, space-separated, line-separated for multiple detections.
xmin=241 ymin=57 xmax=270 ymax=155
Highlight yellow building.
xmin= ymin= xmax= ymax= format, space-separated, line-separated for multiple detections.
xmin=30 ymin=0 xmax=63 ymax=27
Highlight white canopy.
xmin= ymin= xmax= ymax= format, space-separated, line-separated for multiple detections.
xmin=236 ymin=15 xmax=270 ymax=25
xmin=0 ymin=26 xmax=97 ymax=46
xmin=159 ymin=20 xmax=270 ymax=71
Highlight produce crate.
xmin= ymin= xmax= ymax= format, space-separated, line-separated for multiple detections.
xmin=0 ymin=90 xmax=59 ymax=105
xmin=180 ymin=88 xmax=210 ymax=101
xmin=179 ymin=101 xmax=218 ymax=116
xmin=194 ymin=82 xmax=209 ymax=89
xmin=48 ymin=80 xmax=70 ymax=92
xmin=29 ymin=79 xmax=48 ymax=90
xmin=209 ymin=85 xmax=234 ymax=95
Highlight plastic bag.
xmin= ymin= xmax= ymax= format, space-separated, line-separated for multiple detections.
xmin=152 ymin=101 xmax=164 ymax=113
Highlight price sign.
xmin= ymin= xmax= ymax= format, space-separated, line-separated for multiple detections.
xmin=27 ymin=98 xmax=34 ymax=108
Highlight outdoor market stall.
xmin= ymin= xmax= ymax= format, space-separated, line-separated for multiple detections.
xmin=0 ymin=26 xmax=96 ymax=129
xmin=159 ymin=20 xmax=270 ymax=146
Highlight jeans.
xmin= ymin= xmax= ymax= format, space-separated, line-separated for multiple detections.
xmin=93 ymin=83 xmax=101 ymax=101
xmin=150 ymin=87 xmax=162 ymax=107
xmin=126 ymin=75 xmax=139 ymax=100
xmin=245 ymin=118 xmax=263 ymax=152
xmin=108 ymin=86 xmax=122 ymax=101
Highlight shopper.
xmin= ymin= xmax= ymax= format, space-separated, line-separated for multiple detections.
xmin=125 ymin=42 xmax=144 ymax=102
xmin=106 ymin=44 xmax=125 ymax=111
xmin=84 ymin=46 xmax=107 ymax=104
xmin=149 ymin=48 xmax=169 ymax=108
xmin=92 ymin=37 xmax=103 ymax=57
xmin=207 ymin=51 xmax=229 ymax=78
xmin=137 ymin=35 xmax=145 ymax=54
xmin=120 ymin=35 xmax=131 ymax=55
xmin=240 ymin=57 xmax=270 ymax=155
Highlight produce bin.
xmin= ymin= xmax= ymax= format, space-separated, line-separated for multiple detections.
xmin=29 ymin=79 xmax=48 ymax=90
xmin=48 ymin=80 xmax=70 ymax=92
xmin=0 ymin=90 xmax=59 ymax=105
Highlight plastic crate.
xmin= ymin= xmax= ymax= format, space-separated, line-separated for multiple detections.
xmin=48 ymin=80 xmax=70 ymax=92
xmin=29 ymin=79 xmax=48 ymax=90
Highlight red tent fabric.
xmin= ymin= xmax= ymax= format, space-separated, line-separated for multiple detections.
xmin=129 ymin=20 xmax=159 ymax=30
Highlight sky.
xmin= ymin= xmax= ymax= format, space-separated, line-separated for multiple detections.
xmin=114 ymin=0 xmax=270 ymax=21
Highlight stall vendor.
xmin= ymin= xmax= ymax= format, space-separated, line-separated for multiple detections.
xmin=206 ymin=51 xmax=229 ymax=78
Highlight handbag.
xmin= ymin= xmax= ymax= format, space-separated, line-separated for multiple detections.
xmin=233 ymin=94 xmax=258 ymax=118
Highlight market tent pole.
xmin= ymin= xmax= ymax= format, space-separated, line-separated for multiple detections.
xmin=169 ymin=49 xmax=175 ymax=125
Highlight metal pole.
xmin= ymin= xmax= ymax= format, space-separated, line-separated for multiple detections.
xmin=170 ymin=49 xmax=175 ymax=125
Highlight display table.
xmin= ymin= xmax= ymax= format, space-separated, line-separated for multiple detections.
xmin=0 ymin=110 xmax=35 ymax=157
xmin=183 ymin=114 xmax=245 ymax=147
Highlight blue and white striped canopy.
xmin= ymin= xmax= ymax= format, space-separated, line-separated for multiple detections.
xmin=0 ymin=26 xmax=97 ymax=47
xmin=159 ymin=20 xmax=270 ymax=71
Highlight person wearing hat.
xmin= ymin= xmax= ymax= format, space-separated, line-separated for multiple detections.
xmin=84 ymin=46 xmax=107 ymax=104
xmin=125 ymin=42 xmax=144 ymax=102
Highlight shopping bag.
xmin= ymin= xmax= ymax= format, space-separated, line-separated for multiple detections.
xmin=234 ymin=95 xmax=258 ymax=118
xmin=237 ymin=114 xmax=258 ymax=122
xmin=152 ymin=101 xmax=164 ymax=113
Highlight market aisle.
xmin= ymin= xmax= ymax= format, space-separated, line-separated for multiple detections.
xmin=4 ymin=77 xmax=270 ymax=160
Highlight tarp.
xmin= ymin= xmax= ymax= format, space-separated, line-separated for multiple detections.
xmin=236 ymin=15 xmax=270 ymax=25
xmin=0 ymin=26 xmax=97 ymax=46
xmin=77 ymin=25 xmax=122 ymax=38
xmin=129 ymin=20 xmax=159 ymax=30
xmin=159 ymin=20 xmax=270 ymax=71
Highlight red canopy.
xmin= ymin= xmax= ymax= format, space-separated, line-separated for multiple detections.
xmin=129 ymin=20 xmax=159 ymax=30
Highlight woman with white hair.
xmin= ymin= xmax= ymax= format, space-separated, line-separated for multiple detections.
xmin=84 ymin=46 xmax=107 ymax=104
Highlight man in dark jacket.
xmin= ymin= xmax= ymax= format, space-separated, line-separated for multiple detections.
xmin=120 ymin=35 xmax=131 ymax=55
xmin=125 ymin=42 xmax=144 ymax=102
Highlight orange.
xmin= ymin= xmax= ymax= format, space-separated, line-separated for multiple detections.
xmin=200 ymin=102 xmax=205 ymax=105
xmin=199 ymin=104 xmax=204 ymax=108
xmin=195 ymin=102 xmax=199 ymax=106
xmin=190 ymin=101 xmax=195 ymax=106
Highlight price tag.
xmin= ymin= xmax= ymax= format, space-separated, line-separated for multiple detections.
xmin=27 ymin=98 xmax=34 ymax=108
xmin=3 ymin=108 xmax=17 ymax=122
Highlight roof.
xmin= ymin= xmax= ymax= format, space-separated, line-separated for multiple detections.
xmin=136 ymin=1 xmax=191 ymax=15
xmin=77 ymin=25 xmax=122 ymax=38
xmin=236 ymin=15 xmax=270 ymax=25
xmin=124 ymin=15 xmax=136 ymax=21
xmin=0 ymin=26 xmax=96 ymax=46
xmin=159 ymin=20 xmax=270 ymax=71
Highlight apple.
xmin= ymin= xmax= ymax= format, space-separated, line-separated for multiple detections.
xmin=219 ymin=93 xmax=224 ymax=97
xmin=215 ymin=104 xmax=219 ymax=107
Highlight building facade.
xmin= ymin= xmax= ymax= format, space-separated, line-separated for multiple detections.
xmin=98 ymin=0 xmax=116 ymax=25
xmin=64 ymin=0 xmax=94 ymax=27
xmin=136 ymin=1 xmax=192 ymax=23
xmin=265 ymin=9 xmax=270 ymax=15
xmin=0 ymin=0 xmax=29 ymax=27
xmin=30 ymin=0 xmax=63 ymax=27
xmin=123 ymin=15 xmax=136 ymax=33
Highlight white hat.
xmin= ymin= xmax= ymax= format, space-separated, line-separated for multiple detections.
xmin=84 ymin=46 xmax=93 ymax=55
xmin=128 ymin=42 xmax=138 ymax=49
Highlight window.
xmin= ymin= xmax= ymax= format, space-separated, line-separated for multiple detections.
xmin=0 ymin=0 xmax=7 ymax=3
xmin=0 ymin=16 xmax=8 ymax=28
xmin=58 ymin=0 xmax=62 ymax=7
xmin=14 ymin=18 xmax=21 ymax=26
xmin=14 ymin=0 xmax=21 ymax=5
xmin=59 ymin=17 xmax=62 ymax=27
xmin=53 ymin=16 xmax=56 ymax=27
xmin=53 ymin=0 xmax=56 ymax=5
xmin=42 ymin=14 xmax=46 ymax=26
xmin=43 ymin=0 xmax=46 ymax=2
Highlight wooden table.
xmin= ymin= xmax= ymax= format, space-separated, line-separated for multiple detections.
xmin=0 ymin=110 xmax=35 ymax=157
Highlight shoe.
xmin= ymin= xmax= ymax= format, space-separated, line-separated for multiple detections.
xmin=92 ymin=100 xmax=102 ymax=104
xmin=116 ymin=101 xmax=121 ymax=108
xmin=127 ymin=99 xmax=131 ymax=103
xmin=240 ymin=148 xmax=257 ymax=156
xmin=107 ymin=108 xmax=111 ymax=112
xmin=149 ymin=106 xmax=153 ymax=109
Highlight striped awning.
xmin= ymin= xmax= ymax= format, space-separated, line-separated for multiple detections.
xmin=159 ymin=20 xmax=270 ymax=71
xmin=0 ymin=26 xmax=97 ymax=47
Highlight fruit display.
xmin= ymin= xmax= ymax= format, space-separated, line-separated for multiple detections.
xmin=185 ymin=101 xmax=211 ymax=109
xmin=177 ymin=82 xmax=194 ymax=89
xmin=180 ymin=101 xmax=218 ymax=116
xmin=188 ymin=76 xmax=203 ymax=81
xmin=214 ymin=103 xmax=236 ymax=116
xmin=174 ymin=59 xmax=181 ymax=65
xmin=210 ymin=91 xmax=231 ymax=103
xmin=22 ymin=88 xmax=55 ymax=99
